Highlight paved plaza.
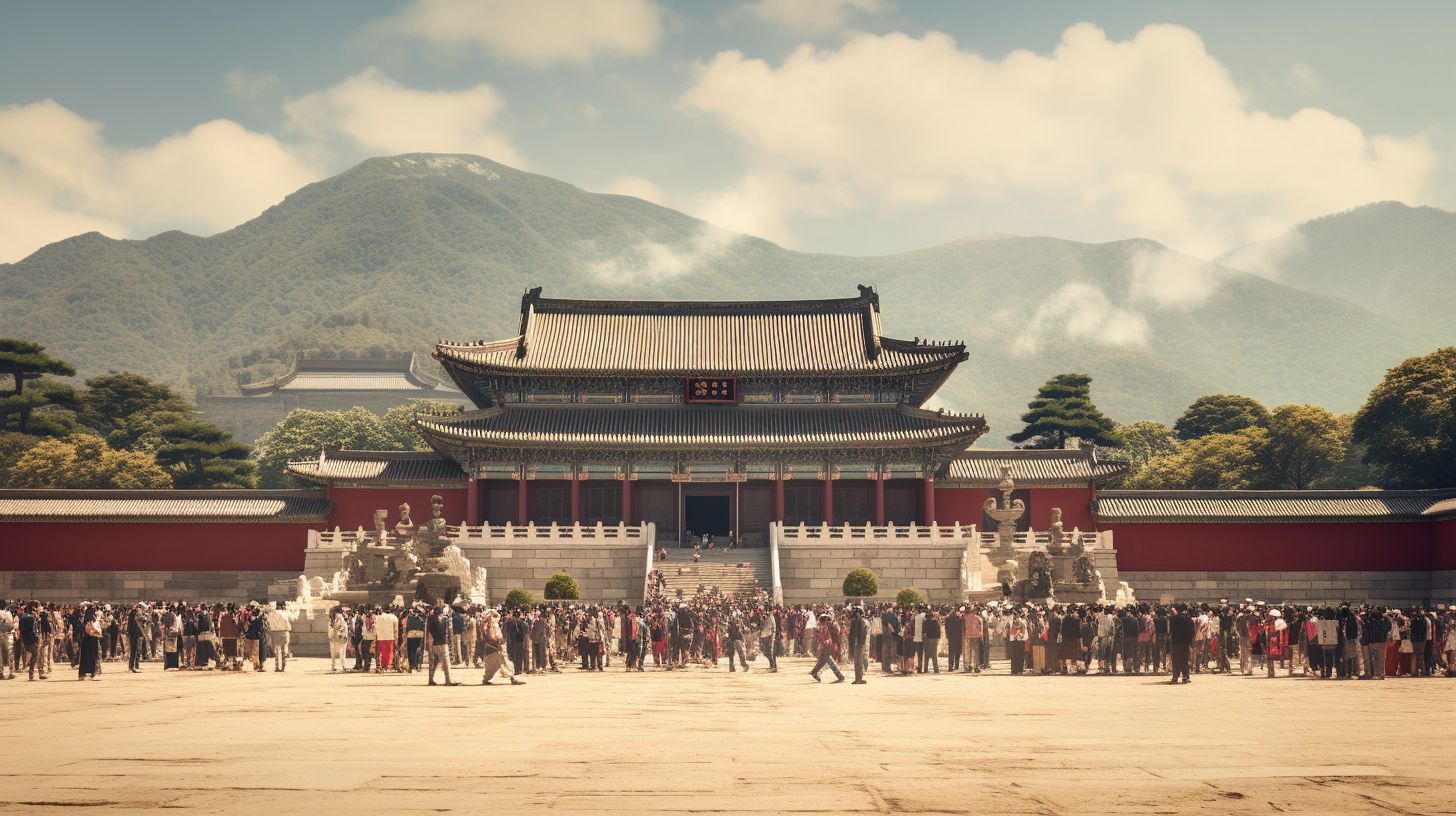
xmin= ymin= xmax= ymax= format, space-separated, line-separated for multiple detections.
xmin=4 ymin=657 xmax=1454 ymax=815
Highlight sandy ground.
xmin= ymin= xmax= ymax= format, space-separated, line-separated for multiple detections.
xmin=2 ymin=655 xmax=1454 ymax=815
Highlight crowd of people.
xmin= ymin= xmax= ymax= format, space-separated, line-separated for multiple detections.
xmin=3 ymin=594 xmax=1455 ymax=685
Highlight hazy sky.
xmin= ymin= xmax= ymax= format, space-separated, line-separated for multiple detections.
xmin=1 ymin=0 xmax=1452 ymax=263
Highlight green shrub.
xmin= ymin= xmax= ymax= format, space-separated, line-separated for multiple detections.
xmin=544 ymin=572 xmax=580 ymax=600
xmin=503 ymin=588 xmax=534 ymax=610
xmin=842 ymin=567 xmax=879 ymax=598
xmin=895 ymin=587 xmax=926 ymax=606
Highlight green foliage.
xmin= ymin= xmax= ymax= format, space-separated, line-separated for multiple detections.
xmin=250 ymin=407 xmax=401 ymax=487
xmin=1111 ymin=421 xmax=1180 ymax=468
xmin=78 ymin=372 xmax=190 ymax=447
xmin=543 ymin=572 xmax=581 ymax=600
xmin=842 ymin=568 xmax=880 ymax=598
xmin=895 ymin=587 xmax=926 ymax=606
xmin=1257 ymin=404 xmax=1347 ymax=489
xmin=0 ymin=338 xmax=75 ymax=394
xmin=1174 ymin=394 xmax=1270 ymax=440
xmin=0 ymin=431 xmax=41 ymax=485
xmin=8 ymin=433 xmax=171 ymax=489
xmin=1008 ymin=373 xmax=1117 ymax=449
xmin=153 ymin=417 xmax=256 ymax=488
xmin=1125 ymin=427 xmax=1267 ymax=489
xmin=503 ymin=588 xmax=534 ymax=611
xmin=0 ymin=339 xmax=78 ymax=436
xmin=1352 ymin=347 xmax=1456 ymax=489
xmin=380 ymin=400 xmax=462 ymax=451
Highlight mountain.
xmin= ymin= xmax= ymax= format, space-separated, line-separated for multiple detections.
xmin=1219 ymin=201 xmax=1456 ymax=333
xmin=0 ymin=154 xmax=1438 ymax=442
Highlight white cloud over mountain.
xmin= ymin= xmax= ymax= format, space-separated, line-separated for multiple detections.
xmin=680 ymin=23 xmax=1433 ymax=258
xmin=374 ymin=0 xmax=663 ymax=67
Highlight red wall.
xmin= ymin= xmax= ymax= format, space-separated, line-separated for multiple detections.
xmin=0 ymin=522 xmax=316 ymax=571
xmin=935 ymin=486 xmax=1096 ymax=530
xmin=1106 ymin=521 xmax=1435 ymax=572
xmin=325 ymin=485 xmax=468 ymax=531
xmin=1434 ymin=518 xmax=1456 ymax=571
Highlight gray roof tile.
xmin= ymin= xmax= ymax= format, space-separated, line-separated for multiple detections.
xmin=1095 ymin=490 xmax=1456 ymax=522
xmin=945 ymin=448 xmax=1130 ymax=486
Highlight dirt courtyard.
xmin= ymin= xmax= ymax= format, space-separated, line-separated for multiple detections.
xmin=3 ymin=656 xmax=1453 ymax=815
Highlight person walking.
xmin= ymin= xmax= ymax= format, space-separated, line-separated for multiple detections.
xmin=758 ymin=610 xmax=779 ymax=673
xmin=425 ymin=605 xmax=459 ymax=686
xmin=809 ymin=613 xmax=845 ymax=683
xmin=372 ymin=605 xmax=398 ymax=674
xmin=922 ymin=609 xmax=941 ymax=674
xmin=479 ymin=611 xmax=525 ymax=686
xmin=266 ymin=602 xmax=293 ymax=672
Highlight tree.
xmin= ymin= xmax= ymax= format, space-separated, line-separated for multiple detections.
xmin=544 ymin=572 xmax=581 ymax=600
xmin=250 ymin=407 xmax=399 ymax=487
xmin=8 ymin=433 xmax=171 ymax=489
xmin=0 ymin=431 xmax=41 ymax=486
xmin=1317 ymin=414 xmax=1380 ymax=489
xmin=1126 ymin=427 xmax=1267 ymax=490
xmin=0 ymin=339 xmax=79 ymax=437
xmin=842 ymin=568 xmax=880 ymax=598
xmin=1111 ymin=421 xmax=1180 ymax=468
xmin=380 ymin=399 xmax=462 ymax=451
xmin=895 ymin=587 xmax=926 ymax=606
xmin=1174 ymin=394 xmax=1269 ymax=440
xmin=1352 ymin=347 xmax=1456 ymax=489
xmin=1256 ymin=404 xmax=1347 ymax=489
xmin=503 ymin=589 xmax=534 ymax=611
xmin=153 ymin=417 xmax=257 ymax=489
xmin=1008 ymin=373 xmax=1118 ymax=449
xmin=78 ymin=372 xmax=190 ymax=448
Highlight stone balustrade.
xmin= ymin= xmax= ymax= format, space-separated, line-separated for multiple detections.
xmin=450 ymin=520 xmax=650 ymax=545
xmin=778 ymin=521 xmax=976 ymax=545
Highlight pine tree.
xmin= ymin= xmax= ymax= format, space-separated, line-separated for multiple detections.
xmin=0 ymin=339 xmax=78 ymax=435
xmin=1008 ymin=373 xmax=1117 ymax=449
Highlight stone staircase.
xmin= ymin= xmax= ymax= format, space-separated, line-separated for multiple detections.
xmin=653 ymin=549 xmax=771 ymax=601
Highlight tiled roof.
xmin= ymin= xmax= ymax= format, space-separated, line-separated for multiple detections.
xmin=435 ymin=286 xmax=966 ymax=376
xmin=240 ymin=353 xmax=456 ymax=395
xmin=416 ymin=403 xmax=987 ymax=452
xmin=287 ymin=450 xmax=466 ymax=484
xmin=1421 ymin=497 xmax=1456 ymax=519
xmin=944 ymin=448 xmax=1130 ymax=486
xmin=0 ymin=490 xmax=330 ymax=523
xmin=1095 ymin=490 xmax=1456 ymax=523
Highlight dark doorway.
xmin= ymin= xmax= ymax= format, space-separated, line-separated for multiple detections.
xmin=683 ymin=494 xmax=731 ymax=544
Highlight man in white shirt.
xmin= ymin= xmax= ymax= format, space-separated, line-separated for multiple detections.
xmin=912 ymin=607 xmax=926 ymax=673
xmin=0 ymin=602 xmax=15 ymax=680
xmin=373 ymin=606 xmax=400 ymax=673
xmin=265 ymin=603 xmax=294 ymax=672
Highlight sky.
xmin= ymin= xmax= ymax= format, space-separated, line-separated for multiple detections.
xmin=1 ymin=0 xmax=1452 ymax=264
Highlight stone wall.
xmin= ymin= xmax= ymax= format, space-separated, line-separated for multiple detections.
xmin=1119 ymin=570 xmax=1455 ymax=605
xmin=778 ymin=543 xmax=966 ymax=604
xmin=459 ymin=542 xmax=646 ymax=604
xmin=0 ymin=570 xmax=299 ymax=603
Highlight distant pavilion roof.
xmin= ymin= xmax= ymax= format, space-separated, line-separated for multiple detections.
xmin=287 ymin=449 xmax=467 ymax=485
xmin=944 ymin=447 xmax=1131 ymax=487
xmin=0 ymin=489 xmax=330 ymax=523
xmin=415 ymin=402 xmax=987 ymax=454
xmin=1095 ymin=489 xmax=1456 ymax=523
xmin=434 ymin=285 xmax=966 ymax=380
xmin=239 ymin=353 xmax=458 ymax=396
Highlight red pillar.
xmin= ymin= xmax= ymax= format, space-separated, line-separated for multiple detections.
xmin=873 ymin=474 xmax=885 ymax=526
xmin=517 ymin=474 xmax=529 ymax=525
xmin=772 ymin=473 xmax=785 ymax=522
xmin=621 ymin=472 xmax=633 ymax=525
xmin=821 ymin=476 xmax=834 ymax=526
xmin=466 ymin=476 xmax=480 ymax=525
xmin=570 ymin=471 xmax=582 ymax=525
xmin=921 ymin=476 xmax=937 ymax=526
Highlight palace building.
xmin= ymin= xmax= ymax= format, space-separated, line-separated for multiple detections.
xmin=1 ymin=286 xmax=1454 ymax=608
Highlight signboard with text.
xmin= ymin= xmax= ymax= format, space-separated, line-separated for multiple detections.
xmin=684 ymin=377 xmax=738 ymax=403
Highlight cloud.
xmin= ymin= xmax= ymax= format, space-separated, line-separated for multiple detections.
xmin=1128 ymin=244 xmax=1229 ymax=308
xmin=600 ymin=175 xmax=668 ymax=205
xmin=1217 ymin=230 xmax=1308 ymax=281
xmin=283 ymin=67 xmax=521 ymax=165
xmin=0 ymin=99 xmax=319 ymax=262
xmin=1290 ymin=62 xmax=1318 ymax=90
xmin=586 ymin=226 xmax=738 ymax=284
xmin=1012 ymin=282 xmax=1150 ymax=354
xmin=680 ymin=24 xmax=1433 ymax=258
xmin=741 ymin=0 xmax=889 ymax=35
xmin=374 ymin=0 xmax=662 ymax=67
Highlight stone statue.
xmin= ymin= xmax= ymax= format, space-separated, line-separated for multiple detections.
xmin=1072 ymin=553 xmax=1101 ymax=587
xmin=373 ymin=509 xmax=389 ymax=541
xmin=1049 ymin=507 xmax=1064 ymax=546
xmin=1020 ymin=550 xmax=1053 ymax=601
xmin=394 ymin=503 xmax=416 ymax=537
xmin=983 ymin=467 xmax=1025 ymax=558
xmin=1115 ymin=581 xmax=1136 ymax=606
